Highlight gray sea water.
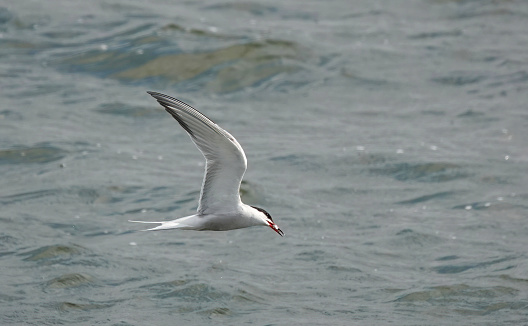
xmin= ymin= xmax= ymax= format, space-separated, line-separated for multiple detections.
xmin=1 ymin=0 xmax=527 ymax=325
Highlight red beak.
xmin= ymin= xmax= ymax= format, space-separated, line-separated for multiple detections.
xmin=268 ymin=221 xmax=284 ymax=236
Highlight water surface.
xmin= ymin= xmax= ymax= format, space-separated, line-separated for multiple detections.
xmin=1 ymin=0 xmax=527 ymax=324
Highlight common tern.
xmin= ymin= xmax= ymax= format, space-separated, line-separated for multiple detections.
xmin=129 ymin=92 xmax=284 ymax=236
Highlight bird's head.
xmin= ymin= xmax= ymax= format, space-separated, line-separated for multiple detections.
xmin=251 ymin=206 xmax=284 ymax=236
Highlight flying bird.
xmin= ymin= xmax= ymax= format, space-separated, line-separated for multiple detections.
xmin=129 ymin=92 xmax=283 ymax=236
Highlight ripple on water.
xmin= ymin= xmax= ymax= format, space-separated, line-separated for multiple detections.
xmin=0 ymin=144 xmax=66 ymax=165
xmin=369 ymin=162 xmax=469 ymax=183
xmin=270 ymin=154 xmax=322 ymax=171
xmin=112 ymin=40 xmax=303 ymax=92
xmin=56 ymin=301 xmax=113 ymax=313
xmin=432 ymin=256 xmax=517 ymax=275
xmin=1 ymin=186 xmax=140 ymax=207
xmin=431 ymin=72 xmax=487 ymax=86
xmin=203 ymin=2 xmax=278 ymax=15
xmin=395 ymin=283 xmax=523 ymax=316
xmin=45 ymin=273 xmax=96 ymax=289
xmin=396 ymin=284 xmax=519 ymax=302
xmin=0 ymin=233 xmax=21 ymax=256
xmin=22 ymin=244 xmax=84 ymax=262
xmin=58 ymin=20 xmax=305 ymax=93
xmin=95 ymin=102 xmax=161 ymax=118
xmin=396 ymin=191 xmax=459 ymax=205
xmin=388 ymin=229 xmax=444 ymax=249
xmin=232 ymin=288 xmax=266 ymax=304
xmin=21 ymin=244 xmax=107 ymax=268
xmin=142 ymin=280 xmax=231 ymax=303
xmin=197 ymin=307 xmax=233 ymax=318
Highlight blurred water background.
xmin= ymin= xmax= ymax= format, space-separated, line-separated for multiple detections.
xmin=1 ymin=0 xmax=527 ymax=325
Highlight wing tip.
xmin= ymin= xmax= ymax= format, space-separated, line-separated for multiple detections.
xmin=147 ymin=91 xmax=175 ymax=103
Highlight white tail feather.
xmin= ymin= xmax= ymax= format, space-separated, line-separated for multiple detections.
xmin=128 ymin=220 xmax=163 ymax=231
xmin=128 ymin=220 xmax=190 ymax=231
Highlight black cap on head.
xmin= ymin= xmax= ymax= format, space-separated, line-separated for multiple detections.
xmin=250 ymin=205 xmax=273 ymax=221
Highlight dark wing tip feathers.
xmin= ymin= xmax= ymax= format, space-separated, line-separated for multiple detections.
xmin=163 ymin=106 xmax=195 ymax=137
xmin=147 ymin=91 xmax=217 ymax=125
xmin=147 ymin=91 xmax=197 ymax=137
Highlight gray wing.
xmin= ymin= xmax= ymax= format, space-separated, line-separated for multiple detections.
xmin=148 ymin=91 xmax=247 ymax=215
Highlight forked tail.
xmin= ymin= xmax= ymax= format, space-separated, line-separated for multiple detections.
xmin=128 ymin=220 xmax=186 ymax=231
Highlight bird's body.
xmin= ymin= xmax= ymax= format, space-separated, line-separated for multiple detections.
xmin=129 ymin=92 xmax=283 ymax=236
xmin=132 ymin=205 xmax=268 ymax=231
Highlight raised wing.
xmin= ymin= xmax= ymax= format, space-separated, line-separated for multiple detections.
xmin=147 ymin=92 xmax=247 ymax=214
